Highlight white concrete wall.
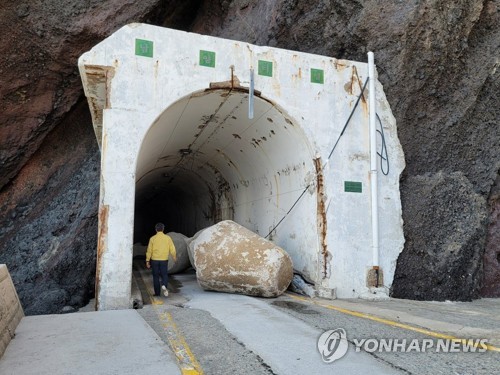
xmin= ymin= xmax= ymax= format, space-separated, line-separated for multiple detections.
xmin=79 ymin=24 xmax=405 ymax=309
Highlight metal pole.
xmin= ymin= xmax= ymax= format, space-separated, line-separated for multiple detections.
xmin=368 ymin=51 xmax=379 ymax=269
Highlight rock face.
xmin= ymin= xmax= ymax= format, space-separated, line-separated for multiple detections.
xmin=392 ymin=172 xmax=487 ymax=301
xmin=0 ymin=0 xmax=498 ymax=314
xmin=0 ymin=102 xmax=100 ymax=315
xmin=190 ymin=221 xmax=293 ymax=297
xmin=481 ymin=175 xmax=500 ymax=297
xmin=0 ymin=0 xmax=174 ymax=189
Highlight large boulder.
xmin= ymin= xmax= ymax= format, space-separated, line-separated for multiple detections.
xmin=167 ymin=232 xmax=191 ymax=274
xmin=133 ymin=243 xmax=147 ymax=259
xmin=185 ymin=233 xmax=197 ymax=271
xmin=189 ymin=220 xmax=293 ymax=297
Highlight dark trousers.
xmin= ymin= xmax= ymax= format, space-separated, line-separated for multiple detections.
xmin=151 ymin=260 xmax=169 ymax=296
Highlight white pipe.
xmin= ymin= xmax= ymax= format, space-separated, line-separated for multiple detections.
xmin=368 ymin=51 xmax=379 ymax=269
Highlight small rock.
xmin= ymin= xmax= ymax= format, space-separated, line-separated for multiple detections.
xmin=61 ymin=305 xmax=76 ymax=314
xmin=288 ymin=274 xmax=316 ymax=297
xmin=16 ymin=4 xmax=30 ymax=18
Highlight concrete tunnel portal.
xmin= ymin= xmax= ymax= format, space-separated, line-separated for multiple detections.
xmin=79 ymin=24 xmax=406 ymax=311
xmin=134 ymin=89 xmax=316 ymax=243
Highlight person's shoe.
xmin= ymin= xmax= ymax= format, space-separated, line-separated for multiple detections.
xmin=162 ymin=285 xmax=169 ymax=297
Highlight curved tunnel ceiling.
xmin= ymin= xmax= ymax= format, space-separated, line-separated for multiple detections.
xmin=134 ymin=89 xmax=316 ymax=242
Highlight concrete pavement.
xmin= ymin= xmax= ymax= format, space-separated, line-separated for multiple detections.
xmin=298 ymin=294 xmax=500 ymax=347
xmin=0 ymin=309 xmax=180 ymax=375
xmin=1 ymin=267 xmax=499 ymax=374
xmin=180 ymin=275 xmax=400 ymax=374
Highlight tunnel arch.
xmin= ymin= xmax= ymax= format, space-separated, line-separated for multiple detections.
xmin=134 ymin=88 xmax=321 ymax=269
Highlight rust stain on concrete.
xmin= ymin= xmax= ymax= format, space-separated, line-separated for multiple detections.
xmin=352 ymin=66 xmax=369 ymax=116
xmin=344 ymin=65 xmax=369 ymax=116
xmin=95 ymin=204 xmax=109 ymax=310
xmin=333 ymin=59 xmax=347 ymax=71
xmin=314 ymin=157 xmax=329 ymax=279
xmin=83 ymin=64 xmax=115 ymax=148
xmin=85 ymin=64 xmax=115 ymax=109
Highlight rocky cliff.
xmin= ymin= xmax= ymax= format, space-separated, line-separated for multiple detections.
xmin=0 ymin=0 xmax=498 ymax=314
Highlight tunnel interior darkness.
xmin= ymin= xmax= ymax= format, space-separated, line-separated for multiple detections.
xmin=134 ymin=89 xmax=318 ymax=261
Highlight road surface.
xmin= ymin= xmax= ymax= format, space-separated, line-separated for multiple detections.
xmin=136 ymin=267 xmax=499 ymax=375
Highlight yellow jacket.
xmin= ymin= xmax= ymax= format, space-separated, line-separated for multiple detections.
xmin=146 ymin=232 xmax=176 ymax=261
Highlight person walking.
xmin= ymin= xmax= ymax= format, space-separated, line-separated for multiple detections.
xmin=146 ymin=223 xmax=177 ymax=297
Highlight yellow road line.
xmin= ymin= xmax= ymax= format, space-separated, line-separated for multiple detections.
xmin=152 ymin=298 xmax=164 ymax=305
xmin=160 ymin=311 xmax=203 ymax=375
xmin=141 ymin=269 xmax=203 ymax=374
xmin=286 ymin=293 xmax=500 ymax=353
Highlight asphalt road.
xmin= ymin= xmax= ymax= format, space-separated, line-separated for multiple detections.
xmin=136 ymin=269 xmax=499 ymax=375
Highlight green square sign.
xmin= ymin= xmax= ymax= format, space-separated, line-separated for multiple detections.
xmin=258 ymin=60 xmax=273 ymax=77
xmin=344 ymin=181 xmax=362 ymax=193
xmin=199 ymin=50 xmax=216 ymax=68
xmin=311 ymin=68 xmax=324 ymax=84
xmin=135 ymin=39 xmax=153 ymax=58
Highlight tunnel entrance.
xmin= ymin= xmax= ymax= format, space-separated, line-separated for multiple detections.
xmin=79 ymin=24 xmax=406 ymax=310
xmin=134 ymin=88 xmax=317 ymax=248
